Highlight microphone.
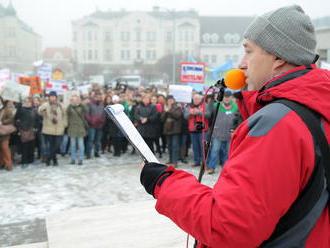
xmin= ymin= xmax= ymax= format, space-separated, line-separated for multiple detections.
xmin=224 ymin=69 xmax=247 ymax=90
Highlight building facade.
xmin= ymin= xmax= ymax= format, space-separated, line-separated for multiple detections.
xmin=43 ymin=47 xmax=73 ymax=79
xmin=72 ymin=8 xmax=254 ymax=82
xmin=0 ymin=2 xmax=42 ymax=73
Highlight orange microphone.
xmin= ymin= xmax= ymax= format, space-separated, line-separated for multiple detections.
xmin=224 ymin=69 xmax=247 ymax=90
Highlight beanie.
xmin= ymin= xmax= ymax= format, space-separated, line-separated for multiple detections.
xmin=49 ymin=91 xmax=57 ymax=97
xmin=244 ymin=5 xmax=317 ymax=66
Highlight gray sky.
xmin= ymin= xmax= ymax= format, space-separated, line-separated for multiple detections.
xmin=2 ymin=0 xmax=330 ymax=48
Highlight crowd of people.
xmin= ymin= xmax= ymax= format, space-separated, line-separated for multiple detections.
xmin=0 ymin=83 xmax=239 ymax=173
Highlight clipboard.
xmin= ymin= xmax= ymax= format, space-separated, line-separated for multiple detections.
xmin=104 ymin=104 xmax=159 ymax=163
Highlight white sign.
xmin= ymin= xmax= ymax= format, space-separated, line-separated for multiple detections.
xmin=46 ymin=79 xmax=68 ymax=95
xmin=90 ymin=75 xmax=104 ymax=85
xmin=0 ymin=69 xmax=10 ymax=90
xmin=180 ymin=63 xmax=205 ymax=83
xmin=11 ymin=72 xmax=27 ymax=84
xmin=37 ymin=63 xmax=53 ymax=83
xmin=77 ymin=84 xmax=92 ymax=95
xmin=320 ymin=61 xmax=330 ymax=71
xmin=1 ymin=82 xmax=30 ymax=102
xmin=169 ymin=85 xmax=193 ymax=103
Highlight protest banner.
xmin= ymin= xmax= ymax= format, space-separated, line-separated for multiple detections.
xmin=320 ymin=61 xmax=330 ymax=71
xmin=11 ymin=73 xmax=27 ymax=84
xmin=169 ymin=85 xmax=193 ymax=103
xmin=63 ymin=90 xmax=80 ymax=107
xmin=19 ymin=76 xmax=43 ymax=95
xmin=46 ymin=79 xmax=68 ymax=95
xmin=52 ymin=68 xmax=64 ymax=81
xmin=0 ymin=68 xmax=10 ymax=90
xmin=37 ymin=63 xmax=52 ymax=83
xmin=1 ymin=82 xmax=30 ymax=102
xmin=180 ymin=63 xmax=205 ymax=83
xmin=77 ymin=84 xmax=92 ymax=95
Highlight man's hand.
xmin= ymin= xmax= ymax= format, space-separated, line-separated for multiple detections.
xmin=141 ymin=118 xmax=147 ymax=124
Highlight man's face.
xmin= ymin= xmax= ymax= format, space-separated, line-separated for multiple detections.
xmin=143 ymin=96 xmax=150 ymax=105
xmin=49 ymin=96 xmax=57 ymax=103
xmin=193 ymin=95 xmax=202 ymax=106
xmin=239 ymin=39 xmax=276 ymax=91
xmin=95 ymin=94 xmax=102 ymax=102
xmin=223 ymin=96 xmax=232 ymax=105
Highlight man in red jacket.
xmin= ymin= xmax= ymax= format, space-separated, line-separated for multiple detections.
xmin=140 ymin=5 xmax=329 ymax=247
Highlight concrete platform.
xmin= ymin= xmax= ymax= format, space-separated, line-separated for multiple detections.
xmin=3 ymin=243 xmax=48 ymax=248
xmin=46 ymin=200 xmax=190 ymax=248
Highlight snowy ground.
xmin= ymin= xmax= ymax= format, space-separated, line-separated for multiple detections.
xmin=0 ymin=149 xmax=220 ymax=247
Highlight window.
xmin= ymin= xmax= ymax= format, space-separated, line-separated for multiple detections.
xmin=136 ymin=31 xmax=141 ymax=41
xmin=211 ymin=55 xmax=217 ymax=63
xmin=73 ymin=50 xmax=78 ymax=60
xmin=8 ymin=28 xmax=15 ymax=37
xmin=121 ymin=50 xmax=130 ymax=60
xmin=8 ymin=46 xmax=16 ymax=57
xmin=94 ymin=50 xmax=98 ymax=60
xmin=184 ymin=31 xmax=189 ymax=42
xmin=73 ymin=32 xmax=77 ymax=42
xmin=152 ymin=50 xmax=156 ymax=60
xmin=136 ymin=50 xmax=141 ymax=59
xmin=83 ymin=50 xmax=86 ymax=60
xmin=190 ymin=32 xmax=194 ymax=42
xmin=146 ymin=32 xmax=156 ymax=41
xmin=185 ymin=50 xmax=189 ymax=58
xmin=121 ymin=32 xmax=130 ymax=41
xmin=104 ymin=50 xmax=112 ymax=61
xmin=146 ymin=50 xmax=156 ymax=60
xmin=88 ymin=50 xmax=93 ymax=60
xmin=105 ymin=32 xmax=112 ymax=41
xmin=88 ymin=31 xmax=92 ymax=41
xmin=94 ymin=32 xmax=98 ymax=41
xmin=166 ymin=32 xmax=172 ymax=41
xmin=203 ymin=55 xmax=209 ymax=63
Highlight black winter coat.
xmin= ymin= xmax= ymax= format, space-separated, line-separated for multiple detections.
xmin=134 ymin=103 xmax=158 ymax=138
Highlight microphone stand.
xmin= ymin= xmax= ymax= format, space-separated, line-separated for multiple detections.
xmin=194 ymin=79 xmax=226 ymax=248
xmin=197 ymin=79 xmax=226 ymax=182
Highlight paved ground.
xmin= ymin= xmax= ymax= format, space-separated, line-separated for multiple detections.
xmin=0 ymin=150 xmax=220 ymax=247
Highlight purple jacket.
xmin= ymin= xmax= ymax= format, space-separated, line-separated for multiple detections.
xmin=85 ymin=100 xmax=106 ymax=129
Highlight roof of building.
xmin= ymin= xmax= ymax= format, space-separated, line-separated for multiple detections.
xmin=43 ymin=47 xmax=72 ymax=60
xmin=88 ymin=9 xmax=199 ymax=20
xmin=199 ymin=16 xmax=255 ymax=44
xmin=0 ymin=2 xmax=41 ymax=37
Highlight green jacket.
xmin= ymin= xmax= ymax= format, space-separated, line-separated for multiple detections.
xmin=66 ymin=104 xmax=88 ymax=137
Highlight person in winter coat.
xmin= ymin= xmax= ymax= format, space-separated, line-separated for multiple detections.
xmin=85 ymin=93 xmax=106 ymax=159
xmin=134 ymin=94 xmax=158 ymax=153
xmin=15 ymin=97 xmax=39 ymax=167
xmin=67 ymin=95 xmax=88 ymax=165
xmin=108 ymin=95 xmax=125 ymax=157
xmin=0 ymin=97 xmax=14 ymax=171
xmin=151 ymin=94 xmax=163 ymax=158
xmin=160 ymin=95 xmax=182 ymax=167
xmin=206 ymin=91 xmax=238 ymax=174
xmin=101 ymin=95 xmax=112 ymax=154
xmin=38 ymin=91 xmax=67 ymax=166
xmin=183 ymin=93 xmax=211 ymax=167
xmin=139 ymin=5 xmax=329 ymax=248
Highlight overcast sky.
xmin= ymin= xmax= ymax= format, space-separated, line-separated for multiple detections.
xmin=2 ymin=0 xmax=330 ymax=48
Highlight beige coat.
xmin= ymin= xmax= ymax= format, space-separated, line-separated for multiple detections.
xmin=38 ymin=102 xmax=67 ymax=136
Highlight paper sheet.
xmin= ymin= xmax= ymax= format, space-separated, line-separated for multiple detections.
xmin=105 ymin=104 xmax=159 ymax=163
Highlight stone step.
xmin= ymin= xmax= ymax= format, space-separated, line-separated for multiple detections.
xmin=3 ymin=242 xmax=48 ymax=248
xmin=46 ymin=200 xmax=191 ymax=248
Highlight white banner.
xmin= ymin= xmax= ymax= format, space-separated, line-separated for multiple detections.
xmin=169 ymin=85 xmax=193 ymax=103
xmin=0 ymin=68 xmax=10 ymax=90
xmin=11 ymin=72 xmax=27 ymax=84
xmin=46 ymin=79 xmax=68 ymax=95
xmin=1 ymin=82 xmax=30 ymax=102
xmin=320 ymin=61 xmax=330 ymax=71
xmin=77 ymin=84 xmax=92 ymax=95
xmin=37 ymin=63 xmax=53 ymax=82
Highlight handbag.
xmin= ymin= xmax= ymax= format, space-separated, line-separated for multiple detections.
xmin=20 ymin=127 xmax=35 ymax=143
xmin=0 ymin=111 xmax=16 ymax=136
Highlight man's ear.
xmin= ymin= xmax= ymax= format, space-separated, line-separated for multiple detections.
xmin=273 ymin=56 xmax=287 ymax=70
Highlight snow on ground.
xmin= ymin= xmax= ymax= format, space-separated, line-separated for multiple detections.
xmin=0 ymin=149 xmax=220 ymax=247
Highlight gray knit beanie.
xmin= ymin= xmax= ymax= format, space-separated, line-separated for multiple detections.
xmin=244 ymin=5 xmax=317 ymax=66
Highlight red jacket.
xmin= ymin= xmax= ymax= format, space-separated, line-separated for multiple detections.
xmin=186 ymin=104 xmax=210 ymax=132
xmin=153 ymin=65 xmax=330 ymax=247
